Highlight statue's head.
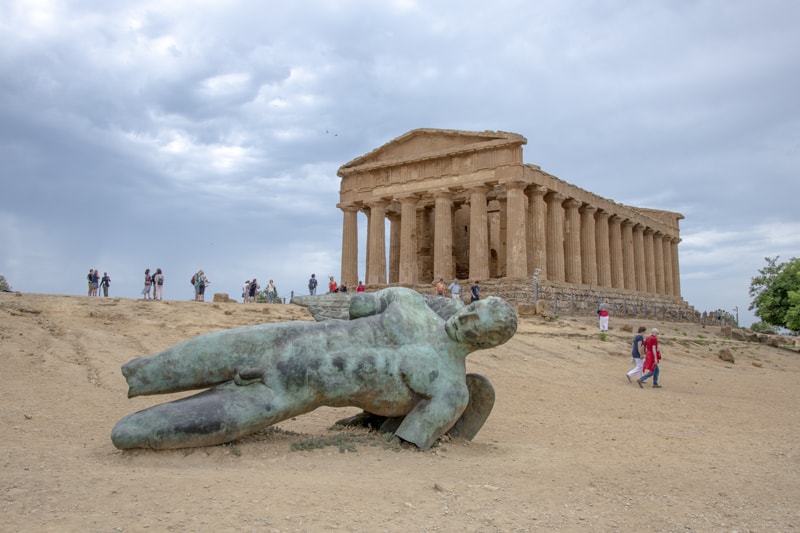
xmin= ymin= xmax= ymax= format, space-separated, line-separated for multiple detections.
xmin=445 ymin=296 xmax=518 ymax=349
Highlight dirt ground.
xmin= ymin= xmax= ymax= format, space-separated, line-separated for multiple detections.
xmin=1 ymin=291 xmax=798 ymax=532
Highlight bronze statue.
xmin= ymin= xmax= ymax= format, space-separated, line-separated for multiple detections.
xmin=111 ymin=287 xmax=517 ymax=450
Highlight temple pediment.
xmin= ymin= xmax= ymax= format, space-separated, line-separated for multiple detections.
xmin=338 ymin=128 xmax=527 ymax=176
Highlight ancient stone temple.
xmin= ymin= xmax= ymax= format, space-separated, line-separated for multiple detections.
xmin=336 ymin=128 xmax=683 ymax=303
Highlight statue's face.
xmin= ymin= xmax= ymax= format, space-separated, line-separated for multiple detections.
xmin=445 ymin=297 xmax=517 ymax=349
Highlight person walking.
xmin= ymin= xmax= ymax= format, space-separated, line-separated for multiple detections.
xmin=448 ymin=279 xmax=461 ymax=301
xmin=470 ymin=280 xmax=480 ymax=302
xmin=638 ymin=328 xmax=662 ymax=388
xmin=626 ymin=326 xmax=646 ymax=382
xmin=435 ymin=278 xmax=446 ymax=296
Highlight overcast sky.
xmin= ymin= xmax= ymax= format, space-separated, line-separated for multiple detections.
xmin=2 ymin=0 xmax=799 ymax=326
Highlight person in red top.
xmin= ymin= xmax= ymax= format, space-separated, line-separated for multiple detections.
xmin=328 ymin=276 xmax=338 ymax=293
xmin=598 ymin=301 xmax=610 ymax=332
xmin=638 ymin=328 xmax=662 ymax=388
xmin=356 ymin=281 xmax=365 ymax=292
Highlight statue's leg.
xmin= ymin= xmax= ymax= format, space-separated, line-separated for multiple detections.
xmin=446 ymin=373 xmax=495 ymax=441
xmin=111 ymin=381 xmax=292 ymax=450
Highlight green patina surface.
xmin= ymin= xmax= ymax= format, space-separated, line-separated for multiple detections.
xmin=111 ymin=287 xmax=517 ymax=451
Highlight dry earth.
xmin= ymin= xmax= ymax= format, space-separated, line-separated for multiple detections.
xmin=1 ymin=291 xmax=798 ymax=532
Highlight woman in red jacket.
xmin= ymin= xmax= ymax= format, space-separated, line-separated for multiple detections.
xmin=638 ymin=328 xmax=662 ymax=388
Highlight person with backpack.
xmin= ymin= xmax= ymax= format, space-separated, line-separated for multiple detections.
xmin=193 ymin=270 xmax=208 ymax=301
xmin=308 ymin=274 xmax=318 ymax=295
xmin=626 ymin=326 xmax=646 ymax=383
xmin=153 ymin=268 xmax=164 ymax=301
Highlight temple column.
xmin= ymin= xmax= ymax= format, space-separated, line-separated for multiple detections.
xmin=433 ymin=191 xmax=454 ymax=281
xmin=468 ymin=186 xmax=490 ymax=280
xmin=653 ymin=231 xmax=665 ymax=295
xmin=545 ymin=192 xmax=566 ymax=282
xmin=398 ymin=195 xmax=419 ymax=284
xmin=563 ymin=198 xmax=582 ymax=284
xmin=609 ymin=215 xmax=624 ymax=289
xmin=387 ymin=210 xmax=401 ymax=284
xmin=595 ymin=210 xmax=611 ymax=287
xmin=622 ymin=219 xmax=636 ymax=290
xmin=365 ymin=200 xmax=388 ymax=285
xmin=580 ymin=205 xmax=598 ymax=286
xmin=671 ymin=237 xmax=681 ymax=297
xmin=644 ymin=228 xmax=656 ymax=294
xmin=662 ymin=235 xmax=674 ymax=296
xmin=339 ymin=204 xmax=360 ymax=289
xmin=504 ymin=180 xmax=528 ymax=278
xmin=526 ymin=185 xmax=548 ymax=280
xmin=633 ymin=224 xmax=646 ymax=292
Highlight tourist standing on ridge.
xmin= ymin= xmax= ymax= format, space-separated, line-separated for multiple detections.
xmin=101 ymin=272 xmax=111 ymax=297
xmin=266 ymin=280 xmax=277 ymax=303
xmin=328 ymin=276 xmax=338 ymax=293
xmin=153 ymin=268 xmax=164 ymax=301
xmin=142 ymin=269 xmax=152 ymax=300
xmin=308 ymin=274 xmax=318 ymax=295
xmin=194 ymin=270 xmax=208 ymax=301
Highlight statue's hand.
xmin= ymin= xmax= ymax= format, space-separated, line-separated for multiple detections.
xmin=234 ymin=367 xmax=265 ymax=386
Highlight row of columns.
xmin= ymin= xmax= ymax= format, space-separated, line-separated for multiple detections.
xmin=340 ymin=183 xmax=681 ymax=297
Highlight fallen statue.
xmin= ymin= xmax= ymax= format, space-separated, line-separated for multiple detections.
xmin=111 ymin=287 xmax=517 ymax=450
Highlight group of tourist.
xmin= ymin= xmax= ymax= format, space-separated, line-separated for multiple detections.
xmin=434 ymin=278 xmax=480 ymax=303
xmin=307 ymin=274 xmax=366 ymax=295
xmin=242 ymin=278 xmax=278 ymax=303
xmin=86 ymin=269 xmax=112 ymax=297
xmin=140 ymin=268 xmax=165 ymax=300
xmin=626 ymin=326 xmax=662 ymax=388
xmin=191 ymin=270 xmax=209 ymax=301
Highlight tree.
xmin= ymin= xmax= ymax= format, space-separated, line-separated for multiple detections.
xmin=748 ymin=256 xmax=800 ymax=333
xmin=0 ymin=274 xmax=11 ymax=292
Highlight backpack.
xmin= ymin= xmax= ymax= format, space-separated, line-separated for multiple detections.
xmin=190 ymin=274 xmax=197 ymax=286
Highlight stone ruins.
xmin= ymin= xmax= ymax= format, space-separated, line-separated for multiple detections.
xmin=336 ymin=128 xmax=692 ymax=318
